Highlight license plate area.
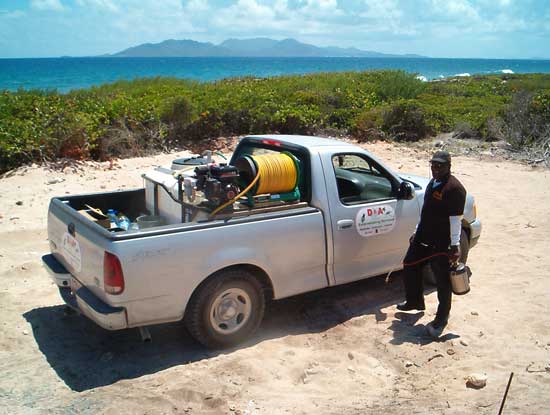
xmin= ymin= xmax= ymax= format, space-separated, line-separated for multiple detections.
xmin=61 ymin=231 xmax=82 ymax=273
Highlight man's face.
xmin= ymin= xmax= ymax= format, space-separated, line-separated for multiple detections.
xmin=430 ymin=161 xmax=450 ymax=180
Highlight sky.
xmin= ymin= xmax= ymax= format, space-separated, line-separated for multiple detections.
xmin=0 ymin=0 xmax=548 ymax=59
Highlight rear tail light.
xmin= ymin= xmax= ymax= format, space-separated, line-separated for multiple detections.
xmin=104 ymin=252 xmax=124 ymax=295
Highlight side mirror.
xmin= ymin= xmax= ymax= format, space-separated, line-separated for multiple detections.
xmin=398 ymin=181 xmax=415 ymax=200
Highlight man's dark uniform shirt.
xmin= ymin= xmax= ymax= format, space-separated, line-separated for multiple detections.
xmin=415 ymin=174 xmax=466 ymax=251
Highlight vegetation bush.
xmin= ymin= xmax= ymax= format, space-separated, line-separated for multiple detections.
xmin=382 ymin=101 xmax=431 ymax=141
xmin=350 ymin=107 xmax=386 ymax=142
xmin=370 ymin=70 xmax=427 ymax=101
xmin=501 ymin=90 xmax=550 ymax=149
xmin=452 ymin=121 xmax=479 ymax=140
xmin=2 ymin=72 xmax=550 ymax=172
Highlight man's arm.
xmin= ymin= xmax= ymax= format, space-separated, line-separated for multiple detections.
xmin=449 ymin=215 xmax=462 ymax=262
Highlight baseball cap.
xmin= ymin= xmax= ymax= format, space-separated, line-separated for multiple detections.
xmin=430 ymin=150 xmax=451 ymax=164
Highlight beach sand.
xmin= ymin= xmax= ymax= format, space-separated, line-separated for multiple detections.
xmin=1 ymin=139 xmax=549 ymax=414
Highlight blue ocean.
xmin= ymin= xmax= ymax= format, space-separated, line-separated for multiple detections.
xmin=1 ymin=57 xmax=550 ymax=92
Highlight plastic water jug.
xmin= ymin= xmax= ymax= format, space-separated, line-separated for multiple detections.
xmin=117 ymin=213 xmax=130 ymax=231
xmin=107 ymin=209 xmax=118 ymax=229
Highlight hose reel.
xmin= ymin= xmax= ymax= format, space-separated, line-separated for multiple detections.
xmin=209 ymin=152 xmax=301 ymax=217
xmin=235 ymin=152 xmax=301 ymax=202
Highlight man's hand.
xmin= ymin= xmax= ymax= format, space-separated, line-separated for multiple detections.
xmin=449 ymin=245 xmax=460 ymax=264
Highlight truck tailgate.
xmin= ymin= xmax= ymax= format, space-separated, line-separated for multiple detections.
xmin=47 ymin=189 xmax=146 ymax=302
xmin=48 ymin=200 xmax=110 ymax=301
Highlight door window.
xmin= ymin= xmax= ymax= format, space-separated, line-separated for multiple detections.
xmin=332 ymin=154 xmax=396 ymax=204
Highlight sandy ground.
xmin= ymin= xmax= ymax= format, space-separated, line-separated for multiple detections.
xmin=1 ymin=139 xmax=549 ymax=414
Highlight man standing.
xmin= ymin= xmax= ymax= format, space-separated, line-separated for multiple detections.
xmin=397 ymin=150 xmax=466 ymax=338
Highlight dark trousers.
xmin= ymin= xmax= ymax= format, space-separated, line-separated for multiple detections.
xmin=402 ymin=241 xmax=452 ymax=323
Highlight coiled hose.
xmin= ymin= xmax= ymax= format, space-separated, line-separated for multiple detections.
xmin=209 ymin=153 xmax=298 ymax=218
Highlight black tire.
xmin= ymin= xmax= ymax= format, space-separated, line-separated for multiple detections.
xmin=423 ymin=229 xmax=470 ymax=285
xmin=184 ymin=269 xmax=266 ymax=349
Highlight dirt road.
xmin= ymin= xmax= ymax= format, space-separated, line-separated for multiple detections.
xmin=1 ymin=141 xmax=549 ymax=414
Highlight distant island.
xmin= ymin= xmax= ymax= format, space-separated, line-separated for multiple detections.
xmin=108 ymin=38 xmax=427 ymax=58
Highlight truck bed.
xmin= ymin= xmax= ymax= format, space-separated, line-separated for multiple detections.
xmin=50 ymin=188 xmax=314 ymax=241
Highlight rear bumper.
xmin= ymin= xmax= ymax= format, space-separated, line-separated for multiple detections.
xmin=468 ymin=218 xmax=482 ymax=249
xmin=42 ymin=254 xmax=128 ymax=330
xmin=42 ymin=253 xmax=71 ymax=287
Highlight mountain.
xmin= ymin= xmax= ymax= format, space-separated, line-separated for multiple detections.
xmin=112 ymin=39 xmax=232 ymax=57
xmin=111 ymin=38 xmax=427 ymax=58
xmin=219 ymin=38 xmax=280 ymax=55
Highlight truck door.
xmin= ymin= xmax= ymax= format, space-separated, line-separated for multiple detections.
xmin=322 ymin=152 xmax=419 ymax=285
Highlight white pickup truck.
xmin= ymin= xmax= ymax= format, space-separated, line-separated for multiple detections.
xmin=43 ymin=135 xmax=481 ymax=348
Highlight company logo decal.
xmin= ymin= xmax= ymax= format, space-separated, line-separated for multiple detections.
xmin=355 ymin=204 xmax=396 ymax=237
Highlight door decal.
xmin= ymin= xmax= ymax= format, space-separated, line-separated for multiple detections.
xmin=355 ymin=205 xmax=396 ymax=237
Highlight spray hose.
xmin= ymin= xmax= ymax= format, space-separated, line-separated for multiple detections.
xmin=403 ymin=252 xmax=453 ymax=267
xmin=384 ymin=252 xmax=456 ymax=284
xmin=209 ymin=153 xmax=298 ymax=218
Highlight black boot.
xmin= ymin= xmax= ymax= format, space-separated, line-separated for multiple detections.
xmin=396 ymin=301 xmax=426 ymax=311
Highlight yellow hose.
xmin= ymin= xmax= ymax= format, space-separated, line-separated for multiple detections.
xmin=209 ymin=153 xmax=297 ymax=218
xmin=254 ymin=153 xmax=297 ymax=194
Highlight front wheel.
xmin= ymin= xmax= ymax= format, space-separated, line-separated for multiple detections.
xmin=423 ymin=229 xmax=470 ymax=285
xmin=184 ymin=269 xmax=266 ymax=349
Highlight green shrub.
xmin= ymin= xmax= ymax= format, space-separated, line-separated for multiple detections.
xmin=183 ymin=110 xmax=224 ymax=142
xmin=351 ymin=107 xmax=386 ymax=142
xmin=382 ymin=101 xmax=431 ymax=141
xmin=371 ymin=70 xmax=427 ymax=101
xmin=453 ymin=121 xmax=479 ymax=140
xmin=160 ymin=96 xmax=194 ymax=125
xmin=273 ymin=106 xmax=320 ymax=134
xmin=501 ymin=90 xmax=550 ymax=149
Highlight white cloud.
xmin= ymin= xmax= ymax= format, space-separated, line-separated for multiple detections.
xmin=429 ymin=0 xmax=481 ymax=22
xmin=0 ymin=10 xmax=26 ymax=18
xmin=273 ymin=0 xmax=289 ymax=14
xmin=185 ymin=0 xmax=210 ymax=13
xmin=75 ymin=0 xmax=120 ymax=13
xmin=96 ymin=0 xmax=202 ymax=47
xmin=300 ymin=0 xmax=343 ymax=18
xmin=30 ymin=0 xmax=64 ymax=11
xmin=357 ymin=0 xmax=415 ymax=35
xmin=213 ymin=0 xmax=276 ymax=30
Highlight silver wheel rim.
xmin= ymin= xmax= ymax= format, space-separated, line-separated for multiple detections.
xmin=209 ymin=288 xmax=252 ymax=335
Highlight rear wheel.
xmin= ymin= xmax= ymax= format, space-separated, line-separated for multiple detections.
xmin=423 ymin=229 xmax=470 ymax=285
xmin=184 ymin=269 xmax=266 ymax=349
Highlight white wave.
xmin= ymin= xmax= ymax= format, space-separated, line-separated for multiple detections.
xmin=501 ymin=69 xmax=514 ymax=74
xmin=454 ymin=73 xmax=471 ymax=77
xmin=416 ymin=75 xmax=428 ymax=82
xmin=438 ymin=75 xmax=445 ymax=78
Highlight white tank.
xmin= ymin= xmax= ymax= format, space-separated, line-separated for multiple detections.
xmin=143 ymin=167 xmax=182 ymax=224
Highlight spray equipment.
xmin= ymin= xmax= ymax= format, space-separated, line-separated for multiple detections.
xmin=234 ymin=152 xmax=301 ymax=205
xmin=450 ymin=262 xmax=472 ymax=295
xmin=207 ymin=151 xmax=302 ymax=218
xmin=194 ymin=163 xmax=241 ymax=211
xmin=171 ymin=155 xmax=209 ymax=171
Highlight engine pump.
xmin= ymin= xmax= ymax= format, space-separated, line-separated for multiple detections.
xmin=194 ymin=164 xmax=241 ymax=210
